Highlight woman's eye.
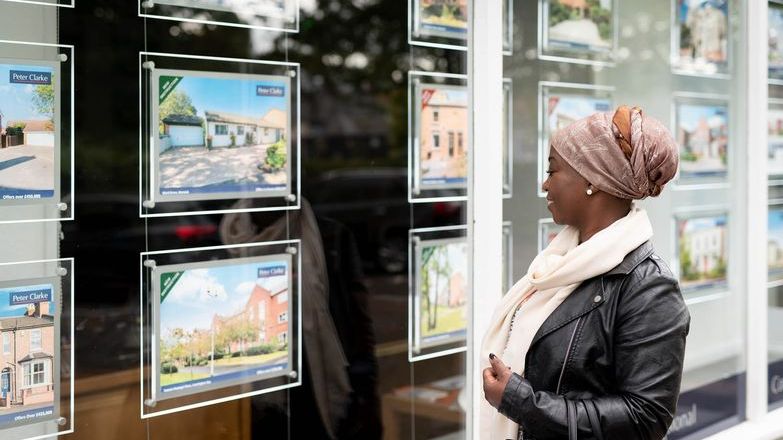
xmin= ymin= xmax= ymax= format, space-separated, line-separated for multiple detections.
xmin=545 ymin=170 xmax=553 ymax=175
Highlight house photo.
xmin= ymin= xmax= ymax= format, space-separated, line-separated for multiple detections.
xmin=676 ymin=102 xmax=729 ymax=179
xmin=677 ymin=214 xmax=728 ymax=290
xmin=155 ymin=69 xmax=290 ymax=200
xmin=157 ymin=257 xmax=292 ymax=397
xmin=0 ymin=283 xmax=56 ymax=428
xmin=417 ymin=238 xmax=468 ymax=347
xmin=418 ymin=84 xmax=468 ymax=189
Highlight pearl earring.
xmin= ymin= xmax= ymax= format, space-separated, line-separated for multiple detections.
xmin=586 ymin=188 xmax=593 ymax=196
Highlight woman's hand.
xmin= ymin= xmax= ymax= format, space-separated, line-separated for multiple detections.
xmin=482 ymin=353 xmax=512 ymax=409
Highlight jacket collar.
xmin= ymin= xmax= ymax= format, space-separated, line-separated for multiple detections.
xmin=527 ymin=240 xmax=654 ymax=349
xmin=603 ymin=240 xmax=654 ymax=276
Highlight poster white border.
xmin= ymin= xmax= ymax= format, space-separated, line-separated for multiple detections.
xmin=537 ymin=0 xmax=619 ymax=67
xmin=671 ymin=206 xmax=731 ymax=298
xmin=670 ymin=0 xmax=732 ymax=79
xmin=503 ymin=78 xmax=513 ymax=199
xmin=138 ymin=0 xmax=300 ymax=33
xmin=409 ymin=0 xmax=469 ymax=51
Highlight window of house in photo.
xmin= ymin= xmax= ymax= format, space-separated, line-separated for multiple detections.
xmin=2 ymin=333 xmax=9 ymax=354
xmin=237 ymin=126 xmax=245 ymax=135
xmin=278 ymin=332 xmax=287 ymax=345
xmin=215 ymin=124 xmax=228 ymax=135
xmin=30 ymin=329 xmax=42 ymax=352
xmin=434 ymin=109 xmax=439 ymax=121
xmin=0 ymin=369 xmax=8 ymax=391
xmin=433 ymin=132 xmax=440 ymax=149
xmin=276 ymin=292 xmax=288 ymax=303
xmin=278 ymin=312 xmax=287 ymax=323
xmin=23 ymin=360 xmax=47 ymax=387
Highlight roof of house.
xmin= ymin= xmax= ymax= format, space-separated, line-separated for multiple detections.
xmin=0 ymin=315 xmax=54 ymax=330
xmin=162 ymin=114 xmax=204 ymax=127
xmin=18 ymin=352 xmax=54 ymax=363
xmin=7 ymin=119 xmax=54 ymax=133
xmin=260 ymin=109 xmax=286 ymax=129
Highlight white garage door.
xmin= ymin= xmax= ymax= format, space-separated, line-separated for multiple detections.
xmin=26 ymin=132 xmax=55 ymax=147
xmin=169 ymin=126 xmax=204 ymax=147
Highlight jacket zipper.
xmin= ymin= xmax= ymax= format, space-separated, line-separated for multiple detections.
xmin=556 ymin=316 xmax=582 ymax=395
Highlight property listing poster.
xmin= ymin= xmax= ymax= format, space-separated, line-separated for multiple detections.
xmin=770 ymin=208 xmax=783 ymax=278
xmin=0 ymin=282 xmax=57 ymax=429
xmin=543 ymin=92 xmax=611 ymax=186
xmin=155 ymin=255 xmax=293 ymax=399
xmin=674 ymin=0 xmax=729 ymax=74
xmin=416 ymin=84 xmax=468 ymax=191
xmin=153 ymin=69 xmax=291 ymax=202
xmin=675 ymin=101 xmax=728 ymax=180
xmin=153 ymin=0 xmax=295 ymax=21
xmin=676 ymin=214 xmax=728 ymax=292
xmin=414 ymin=0 xmax=468 ymax=40
xmin=770 ymin=1 xmax=783 ymax=81
xmin=769 ymin=106 xmax=783 ymax=176
xmin=0 ymin=60 xmax=58 ymax=202
xmin=545 ymin=0 xmax=614 ymax=53
xmin=414 ymin=237 xmax=468 ymax=350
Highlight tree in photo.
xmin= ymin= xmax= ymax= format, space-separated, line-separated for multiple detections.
xmin=32 ymin=78 xmax=55 ymax=124
xmin=159 ymin=90 xmax=197 ymax=135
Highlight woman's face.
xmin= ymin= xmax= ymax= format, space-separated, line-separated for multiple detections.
xmin=541 ymin=148 xmax=590 ymax=226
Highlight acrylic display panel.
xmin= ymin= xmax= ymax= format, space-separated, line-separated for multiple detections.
xmin=770 ymin=205 xmax=783 ymax=282
xmin=503 ymin=0 xmax=513 ymax=55
xmin=502 ymin=221 xmax=512 ymax=294
xmin=0 ymin=41 xmax=74 ymax=224
xmin=408 ymin=72 xmax=468 ymax=203
xmin=409 ymin=226 xmax=468 ymax=362
xmin=538 ymin=81 xmax=613 ymax=197
xmin=139 ymin=0 xmax=299 ymax=33
xmin=140 ymin=52 xmax=300 ymax=218
xmin=771 ymin=1 xmax=783 ymax=84
xmin=537 ymin=218 xmax=564 ymax=252
xmin=673 ymin=210 xmax=729 ymax=295
xmin=538 ymin=0 xmax=618 ymax=65
xmin=671 ymin=0 xmax=730 ymax=77
xmin=770 ymin=100 xmax=783 ymax=182
xmin=0 ymin=0 xmax=73 ymax=7
xmin=770 ymin=285 xmax=783 ymax=410
xmin=409 ymin=0 xmax=468 ymax=50
xmin=140 ymin=241 xmax=301 ymax=418
xmin=0 ymin=258 xmax=74 ymax=440
xmin=503 ymin=78 xmax=513 ymax=198
xmin=672 ymin=93 xmax=730 ymax=188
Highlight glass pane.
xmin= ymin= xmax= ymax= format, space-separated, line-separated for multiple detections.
xmin=504 ymin=0 xmax=745 ymax=438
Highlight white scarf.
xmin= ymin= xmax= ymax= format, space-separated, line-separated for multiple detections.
xmin=480 ymin=206 xmax=654 ymax=440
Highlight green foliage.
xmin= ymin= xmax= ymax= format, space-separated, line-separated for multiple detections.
xmin=32 ymin=80 xmax=55 ymax=122
xmin=264 ymin=138 xmax=287 ymax=171
xmin=679 ymin=242 xmax=697 ymax=281
xmin=245 ymin=343 xmax=278 ymax=356
xmin=158 ymin=90 xmax=197 ymax=135
xmin=230 ymin=133 xmax=237 ymax=147
xmin=161 ymin=361 xmax=178 ymax=374
xmin=6 ymin=123 xmax=26 ymax=136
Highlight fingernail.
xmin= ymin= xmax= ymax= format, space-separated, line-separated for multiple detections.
xmin=489 ymin=353 xmax=495 ymax=360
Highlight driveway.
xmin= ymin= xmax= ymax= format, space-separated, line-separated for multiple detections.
xmin=159 ymin=144 xmax=287 ymax=189
xmin=0 ymin=144 xmax=54 ymax=190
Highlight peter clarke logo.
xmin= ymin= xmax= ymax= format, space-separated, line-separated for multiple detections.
xmin=9 ymin=70 xmax=52 ymax=85
xmin=256 ymin=85 xmax=285 ymax=97
xmin=258 ymin=266 xmax=286 ymax=278
xmin=10 ymin=288 xmax=52 ymax=306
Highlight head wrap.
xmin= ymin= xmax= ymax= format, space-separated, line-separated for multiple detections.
xmin=550 ymin=105 xmax=679 ymax=199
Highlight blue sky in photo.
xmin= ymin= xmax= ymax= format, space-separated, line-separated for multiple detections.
xmin=678 ymin=0 xmax=728 ymax=24
xmin=170 ymin=75 xmax=287 ymax=119
xmin=0 ymin=63 xmax=54 ymax=125
xmin=0 ymin=284 xmax=55 ymax=318
xmin=770 ymin=209 xmax=783 ymax=248
xmin=682 ymin=215 xmax=727 ymax=235
xmin=548 ymin=94 xmax=611 ymax=129
xmin=160 ymin=259 xmax=289 ymax=336
xmin=678 ymin=103 xmax=727 ymax=133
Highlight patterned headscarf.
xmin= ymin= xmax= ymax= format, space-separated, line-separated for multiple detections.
xmin=550 ymin=105 xmax=679 ymax=200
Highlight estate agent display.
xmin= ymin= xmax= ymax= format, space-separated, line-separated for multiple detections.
xmin=151 ymin=68 xmax=291 ymax=203
xmin=152 ymin=254 xmax=294 ymax=400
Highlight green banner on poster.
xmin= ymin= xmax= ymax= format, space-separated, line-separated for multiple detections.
xmin=160 ymin=271 xmax=183 ymax=303
xmin=159 ymin=75 xmax=183 ymax=104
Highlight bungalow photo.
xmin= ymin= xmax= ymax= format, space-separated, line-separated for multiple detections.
xmin=0 ymin=282 xmax=57 ymax=429
xmin=417 ymin=84 xmax=468 ymax=190
xmin=415 ymin=0 xmax=468 ymax=40
xmin=157 ymin=256 xmax=292 ymax=398
xmin=676 ymin=214 xmax=728 ymax=291
xmin=415 ymin=237 xmax=468 ymax=350
xmin=544 ymin=92 xmax=611 ymax=182
xmin=154 ymin=69 xmax=290 ymax=202
xmin=674 ymin=0 xmax=729 ymax=74
xmin=0 ymin=61 xmax=57 ymax=201
xmin=770 ymin=208 xmax=783 ymax=278
xmin=545 ymin=0 xmax=614 ymax=53
xmin=675 ymin=102 xmax=729 ymax=179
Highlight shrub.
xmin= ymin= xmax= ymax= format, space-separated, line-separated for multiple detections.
xmin=245 ymin=343 xmax=277 ymax=356
xmin=264 ymin=139 xmax=287 ymax=171
xmin=161 ymin=362 xmax=178 ymax=374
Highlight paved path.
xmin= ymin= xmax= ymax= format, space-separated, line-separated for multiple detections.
xmin=549 ymin=18 xmax=610 ymax=48
xmin=0 ymin=145 xmax=54 ymax=190
xmin=160 ymin=144 xmax=287 ymax=188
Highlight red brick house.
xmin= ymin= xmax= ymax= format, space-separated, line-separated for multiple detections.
xmin=0 ymin=301 xmax=55 ymax=410
xmin=212 ymin=284 xmax=289 ymax=353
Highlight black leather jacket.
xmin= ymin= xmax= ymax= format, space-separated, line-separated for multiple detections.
xmin=498 ymin=241 xmax=690 ymax=440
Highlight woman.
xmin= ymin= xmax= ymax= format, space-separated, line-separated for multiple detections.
xmin=481 ymin=106 xmax=690 ymax=440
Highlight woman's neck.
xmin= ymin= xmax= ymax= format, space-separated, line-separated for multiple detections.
xmin=577 ymin=205 xmax=632 ymax=244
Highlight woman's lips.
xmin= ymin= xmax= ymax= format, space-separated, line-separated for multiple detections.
xmin=546 ymin=199 xmax=554 ymax=206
